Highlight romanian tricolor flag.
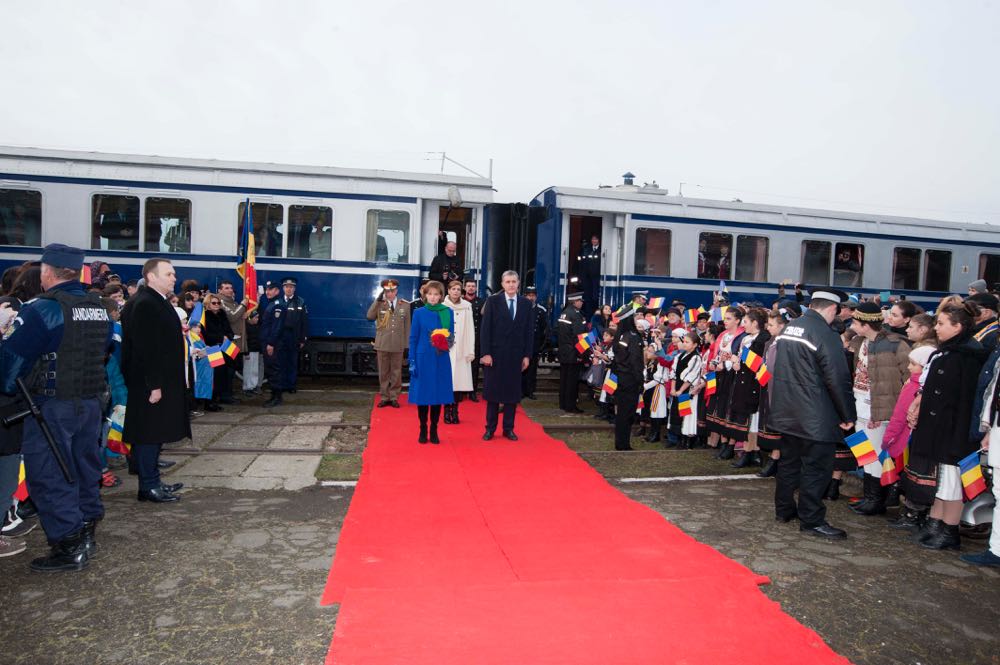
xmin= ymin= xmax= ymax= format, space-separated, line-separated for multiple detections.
xmin=647 ymin=296 xmax=666 ymax=310
xmin=603 ymin=373 xmax=618 ymax=395
xmin=958 ymin=450 xmax=988 ymax=500
xmin=755 ymin=364 xmax=772 ymax=387
xmin=107 ymin=420 xmax=131 ymax=456
xmin=635 ymin=394 xmax=645 ymax=413
xmin=189 ymin=302 xmax=206 ymax=328
xmin=684 ymin=308 xmax=699 ymax=324
xmin=879 ymin=450 xmax=900 ymax=486
xmin=221 ymin=337 xmax=241 ymax=359
xmin=237 ymin=198 xmax=259 ymax=312
xmin=189 ymin=330 xmax=202 ymax=343
xmin=206 ymin=346 xmax=226 ymax=368
xmin=80 ymin=264 xmax=92 ymax=285
xmin=845 ymin=430 xmax=879 ymax=467
xmin=704 ymin=372 xmax=717 ymax=397
xmin=677 ymin=393 xmax=693 ymax=417
xmin=13 ymin=461 xmax=28 ymax=501
xmin=575 ymin=333 xmax=591 ymax=354
xmin=740 ymin=347 xmax=764 ymax=373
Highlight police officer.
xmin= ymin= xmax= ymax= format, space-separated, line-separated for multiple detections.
xmin=611 ymin=304 xmax=645 ymax=451
xmin=577 ymin=234 xmax=601 ymax=314
xmin=770 ymin=287 xmax=856 ymax=539
xmin=556 ymin=292 xmax=588 ymax=413
xmin=260 ymin=279 xmax=280 ymax=311
xmin=522 ymin=286 xmax=549 ymax=400
xmin=260 ymin=277 xmax=309 ymax=407
xmin=0 ymin=244 xmax=113 ymax=572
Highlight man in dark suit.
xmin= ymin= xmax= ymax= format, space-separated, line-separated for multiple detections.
xmin=480 ymin=270 xmax=534 ymax=441
xmin=121 ymin=258 xmax=192 ymax=503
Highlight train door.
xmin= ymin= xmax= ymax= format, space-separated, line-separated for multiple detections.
xmin=439 ymin=206 xmax=473 ymax=276
xmin=567 ymin=214 xmax=603 ymax=311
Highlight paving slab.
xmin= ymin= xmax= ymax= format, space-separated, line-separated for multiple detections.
xmin=243 ymin=454 xmax=321 ymax=490
xmin=293 ymin=410 xmax=343 ymax=424
xmin=171 ymin=453 xmax=257 ymax=477
xmin=212 ymin=425 xmax=278 ymax=449
xmin=197 ymin=410 xmax=253 ymax=424
xmin=268 ymin=425 xmax=329 ymax=450
xmin=190 ymin=423 xmax=232 ymax=445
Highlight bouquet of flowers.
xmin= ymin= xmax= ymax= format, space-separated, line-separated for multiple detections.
xmin=430 ymin=328 xmax=451 ymax=352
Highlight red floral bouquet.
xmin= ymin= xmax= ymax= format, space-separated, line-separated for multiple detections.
xmin=431 ymin=328 xmax=451 ymax=353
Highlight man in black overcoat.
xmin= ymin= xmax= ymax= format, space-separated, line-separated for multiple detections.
xmin=480 ymin=270 xmax=534 ymax=440
xmin=121 ymin=259 xmax=191 ymax=503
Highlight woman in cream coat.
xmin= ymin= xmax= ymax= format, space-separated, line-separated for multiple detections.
xmin=443 ymin=280 xmax=476 ymax=424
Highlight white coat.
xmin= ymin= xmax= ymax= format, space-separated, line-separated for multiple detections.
xmin=444 ymin=296 xmax=476 ymax=391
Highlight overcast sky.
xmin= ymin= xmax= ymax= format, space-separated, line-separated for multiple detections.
xmin=2 ymin=1 xmax=998 ymax=225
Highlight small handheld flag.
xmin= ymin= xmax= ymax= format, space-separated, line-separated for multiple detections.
xmin=635 ymin=394 xmax=645 ymax=413
xmin=704 ymin=372 xmax=717 ymax=397
xmin=189 ymin=302 xmax=206 ymax=327
xmin=958 ymin=450 xmax=988 ymax=500
xmin=221 ymin=337 xmax=241 ymax=359
xmin=13 ymin=461 xmax=28 ymax=502
xmin=80 ymin=265 xmax=92 ymax=285
xmin=603 ymin=373 xmax=618 ymax=395
xmin=575 ymin=333 xmax=591 ymax=354
xmin=647 ymin=296 xmax=666 ymax=310
xmin=685 ymin=308 xmax=699 ymax=324
xmin=755 ymin=364 xmax=772 ymax=387
xmin=677 ymin=393 xmax=693 ymax=417
xmin=206 ymin=346 xmax=226 ymax=368
xmin=740 ymin=347 xmax=764 ymax=373
xmin=845 ymin=430 xmax=879 ymax=467
xmin=879 ymin=450 xmax=900 ymax=487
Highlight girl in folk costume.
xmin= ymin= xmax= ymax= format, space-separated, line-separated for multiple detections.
xmin=705 ymin=306 xmax=747 ymax=459
xmin=756 ymin=304 xmax=801 ymax=478
xmin=693 ymin=323 xmax=720 ymax=446
xmin=668 ymin=330 xmax=704 ymax=449
xmin=642 ymin=337 xmax=672 ymax=444
xmin=634 ymin=319 xmax=660 ymax=437
xmin=591 ymin=328 xmax=616 ymax=423
xmin=442 ymin=281 xmax=475 ymax=425
xmin=725 ymin=307 xmax=772 ymax=468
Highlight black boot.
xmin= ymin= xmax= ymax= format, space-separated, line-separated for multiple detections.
xmin=757 ymin=457 xmax=778 ymax=478
xmin=851 ymin=474 xmax=887 ymax=516
xmin=429 ymin=406 xmax=441 ymax=444
xmin=749 ymin=451 xmax=762 ymax=466
xmin=921 ymin=522 xmax=961 ymax=550
xmin=645 ymin=421 xmax=662 ymax=444
xmin=443 ymin=404 xmax=453 ymax=424
xmin=915 ymin=517 xmax=944 ymax=544
xmin=263 ymin=390 xmax=283 ymax=408
xmin=884 ymin=483 xmax=900 ymax=508
xmin=82 ymin=519 xmax=100 ymax=560
xmin=678 ymin=436 xmax=692 ymax=450
xmin=718 ymin=443 xmax=735 ymax=460
xmin=452 ymin=402 xmax=460 ymax=425
xmin=30 ymin=531 xmax=88 ymax=573
xmin=418 ymin=406 xmax=428 ymax=443
xmin=823 ymin=478 xmax=841 ymax=501
xmin=731 ymin=451 xmax=752 ymax=468
xmin=888 ymin=506 xmax=926 ymax=531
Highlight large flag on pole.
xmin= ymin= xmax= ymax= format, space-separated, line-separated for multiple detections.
xmin=237 ymin=198 xmax=258 ymax=312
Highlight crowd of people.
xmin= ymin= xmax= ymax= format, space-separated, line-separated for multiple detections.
xmin=0 ymin=246 xmax=309 ymax=571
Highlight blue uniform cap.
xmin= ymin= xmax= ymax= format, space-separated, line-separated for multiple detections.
xmin=282 ymin=277 xmax=297 ymax=286
xmin=40 ymin=243 xmax=85 ymax=270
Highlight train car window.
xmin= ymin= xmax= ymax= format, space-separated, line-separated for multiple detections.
xmin=924 ymin=250 xmax=952 ymax=292
xmin=698 ymin=232 xmax=732 ymax=280
xmin=366 ymin=210 xmax=410 ymax=263
xmin=634 ymin=228 xmax=671 ymax=276
xmin=979 ymin=253 xmax=1000 ymax=289
xmin=734 ymin=235 xmax=768 ymax=281
xmin=288 ymin=206 xmax=333 ymax=259
xmin=0 ymin=189 xmax=42 ymax=246
xmin=833 ymin=242 xmax=864 ymax=287
xmin=145 ymin=197 xmax=191 ymax=253
xmin=92 ymin=195 xmax=140 ymax=251
xmin=237 ymin=202 xmax=284 ymax=257
xmin=892 ymin=248 xmax=921 ymax=290
xmin=800 ymin=240 xmax=831 ymax=285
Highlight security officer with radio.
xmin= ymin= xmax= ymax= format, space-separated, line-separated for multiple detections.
xmin=556 ymin=292 xmax=588 ymax=413
xmin=260 ymin=277 xmax=309 ymax=407
xmin=0 ymin=244 xmax=113 ymax=572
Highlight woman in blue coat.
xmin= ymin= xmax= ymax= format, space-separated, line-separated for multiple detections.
xmin=408 ymin=281 xmax=454 ymax=444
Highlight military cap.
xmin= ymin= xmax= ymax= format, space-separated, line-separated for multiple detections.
xmin=40 ymin=243 xmax=85 ymax=270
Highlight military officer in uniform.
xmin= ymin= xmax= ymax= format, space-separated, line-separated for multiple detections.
xmin=611 ymin=304 xmax=646 ymax=451
xmin=556 ymin=292 xmax=588 ymax=413
xmin=522 ymin=286 xmax=549 ymax=399
xmin=0 ymin=244 xmax=113 ymax=572
xmin=577 ymin=234 xmax=602 ymax=314
xmin=259 ymin=277 xmax=309 ymax=407
xmin=367 ymin=278 xmax=411 ymax=407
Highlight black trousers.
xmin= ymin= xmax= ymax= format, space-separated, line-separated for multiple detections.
xmin=614 ymin=385 xmax=640 ymax=450
xmin=522 ymin=353 xmax=540 ymax=397
xmin=486 ymin=402 xmax=517 ymax=432
xmin=775 ymin=434 xmax=835 ymax=527
xmin=133 ymin=443 xmax=163 ymax=492
xmin=470 ymin=357 xmax=481 ymax=394
xmin=559 ymin=363 xmax=581 ymax=410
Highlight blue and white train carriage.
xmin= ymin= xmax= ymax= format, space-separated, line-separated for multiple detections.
xmin=530 ymin=177 xmax=1000 ymax=318
xmin=0 ymin=146 xmax=494 ymax=374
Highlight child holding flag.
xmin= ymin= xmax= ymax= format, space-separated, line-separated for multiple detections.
xmin=726 ymin=308 xmax=771 ymax=468
xmin=188 ymin=322 xmax=215 ymax=412
xmin=667 ymin=330 xmax=703 ymax=449
xmin=705 ymin=306 xmax=746 ymax=459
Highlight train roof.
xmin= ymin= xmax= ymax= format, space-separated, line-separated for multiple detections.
xmin=0 ymin=145 xmax=494 ymax=191
xmin=535 ymin=185 xmax=997 ymax=236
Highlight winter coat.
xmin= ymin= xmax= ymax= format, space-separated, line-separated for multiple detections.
xmin=219 ymin=294 xmax=247 ymax=343
xmin=849 ymin=330 xmax=911 ymax=421
xmin=191 ymin=338 xmax=214 ymax=400
xmin=556 ymin=305 xmax=588 ymax=364
xmin=444 ymin=297 xmax=475 ymax=392
xmin=971 ymin=345 xmax=1000 ymax=440
xmin=770 ymin=309 xmax=856 ymax=443
xmin=883 ymin=373 xmax=921 ymax=458
xmin=368 ymin=297 xmax=411 ymax=353
xmin=407 ymin=306 xmax=454 ymax=405
xmin=245 ymin=317 xmax=261 ymax=353
xmin=612 ymin=329 xmax=646 ymax=391
xmin=479 ymin=292 xmax=534 ymax=404
xmin=910 ymin=332 xmax=987 ymax=465
xmin=121 ymin=287 xmax=192 ymax=446
xmin=729 ymin=330 xmax=771 ymax=420
xmin=202 ymin=308 xmax=234 ymax=348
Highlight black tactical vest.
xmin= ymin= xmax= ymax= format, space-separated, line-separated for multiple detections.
xmin=29 ymin=290 xmax=109 ymax=399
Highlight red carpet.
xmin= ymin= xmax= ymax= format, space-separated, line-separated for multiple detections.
xmin=321 ymin=396 xmax=851 ymax=664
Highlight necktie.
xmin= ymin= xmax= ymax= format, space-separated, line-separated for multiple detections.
xmin=508 ymin=298 xmax=515 ymax=318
